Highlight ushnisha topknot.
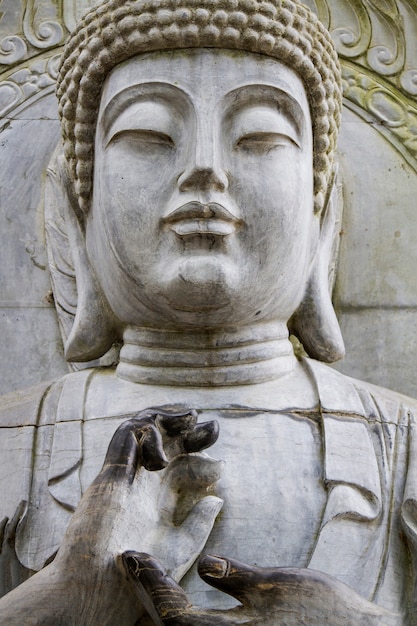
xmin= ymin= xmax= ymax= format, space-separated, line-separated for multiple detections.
xmin=57 ymin=0 xmax=342 ymax=214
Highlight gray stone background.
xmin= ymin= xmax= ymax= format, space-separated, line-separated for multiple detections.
xmin=1 ymin=0 xmax=417 ymax=397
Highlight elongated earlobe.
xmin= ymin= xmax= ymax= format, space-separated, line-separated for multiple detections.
xmin=288 ymin=171 xmax=345 ymax=363
xmin=44 ymin=149 xmax=120 ymax=363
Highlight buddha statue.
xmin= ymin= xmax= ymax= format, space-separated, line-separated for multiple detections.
xmin=0 ymin=0 xmax=416 ymax=623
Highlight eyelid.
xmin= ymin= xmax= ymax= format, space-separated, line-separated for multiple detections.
xmin=236 ymin=131 xmax=300 ymax=149
xmin=104 ymin=98 xmax=181 ymax=147
xmin=106 ymin=128 xmax=175 ymax=148
xmin=229 ymin=103 xmax=302 ymax=152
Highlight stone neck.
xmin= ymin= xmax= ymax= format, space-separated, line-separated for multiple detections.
xmin=116 ymin=322 xmax=296 ymax=387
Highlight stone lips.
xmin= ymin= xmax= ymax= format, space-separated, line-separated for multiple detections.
xmin=56 ymin=0 xmax=342 ymax=215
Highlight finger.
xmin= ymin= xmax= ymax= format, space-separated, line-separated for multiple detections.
xmin=102 ymin=417 xmax=168 ymax=483
xmin=122 ymin=552 xmax=191 ymax=624
xmin=183 ymin=420 xmax=219 ymax=453
xmin=199 ymin=561 xmax=401 ymax=623
xmin=102 ymin=419 xmax=145 ymax=482
xmin=199 ymin=558 xmax=389 ymax=616
xmin=137 ymin=406 xmax=197 ymax=420
xmin=198 ymin=555 xmax=265 ymax=606
xmin=137 ymin=423 xmax=169 ymax=472
xmin=169 ymin=496 xmax=223 ymax=581
xmin=121 ymin=552 xmax=234 ymax=626
xmin=158 ymin=410 xmax=198 ymax=437
xmin=198 ymin=555 xmax=297 ymax=608
xmin=166 ymin=454 xmax=223 ymax=493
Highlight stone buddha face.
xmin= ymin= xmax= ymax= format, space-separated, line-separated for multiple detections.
xmin=85 ymin=49 xmax=318 ymax=332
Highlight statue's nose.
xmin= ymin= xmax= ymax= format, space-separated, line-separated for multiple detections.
xmin=177 ymin=126 xmax=229 ymax=193
xmin=177 ymin=166 xmax=228 ymax=192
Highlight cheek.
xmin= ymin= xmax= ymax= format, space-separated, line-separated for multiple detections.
xmin=93 ymin=151 xmax=174 ymax=262
xmin=98 ymin=142 xmax=180 ymax=213
xmin=230 ymin=149 xmax=314 ymax=247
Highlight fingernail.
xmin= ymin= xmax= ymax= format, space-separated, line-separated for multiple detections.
xmin=199 ymin=555 xmax=228 ymax=578
xmin=121 ymin=552 xmax=165 ymax=583
xmin=121 ymin=553 xmax=140 ymax=577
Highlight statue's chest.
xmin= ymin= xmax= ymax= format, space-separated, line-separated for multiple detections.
xmin=80 ymin=409 xmax=326 ymax=609
xmin=81 ymin=412 xmax=326 ymax=560
xmin=181 ymin=411 xmax=327 ymax=607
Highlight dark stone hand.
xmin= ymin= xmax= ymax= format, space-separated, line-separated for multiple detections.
xmin=102 ymin=406 xmax=219 ymax=482
xmin=122 ymin=552 xmax=400 ymax=626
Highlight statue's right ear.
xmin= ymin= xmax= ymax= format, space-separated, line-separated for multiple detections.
xmin=44 ymin=146 xmax=120 ymax=363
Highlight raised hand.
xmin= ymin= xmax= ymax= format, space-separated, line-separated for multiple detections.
xmin=122 ymin=552 xmax=400 ymax=626
xmin=56 ymin=407 xmax=223 ymax=576
xmin=0 ymin=407 xmax=223 ymax=625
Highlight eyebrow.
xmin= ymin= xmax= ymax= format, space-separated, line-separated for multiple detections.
xmin=100 ymin=82 xmax=189 ymax=139
xmin=223 ymin=84 xmax=307 ymax=136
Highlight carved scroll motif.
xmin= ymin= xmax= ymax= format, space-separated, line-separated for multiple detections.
xmin=299 ymin=0 xmax=417 ymax=171
xmin=0 ymin=35 xmax=28 ymax=66
xmin=0 ymin=0 xmax=66 ymax=66
xmin=302 ymin=0 xmax=416 ymax=99
xmin=22 ymin=0 xmax=64 ymax=50
xmin=342 ymin=62 xmax=417 ymax=169
xmin=329 ymin=0 xmax=373 ymax=60
xmin=365 ymin=0 xmax=405 ymax=77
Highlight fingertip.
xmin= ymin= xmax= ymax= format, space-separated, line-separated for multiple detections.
xmin=198 ymin=555 xmax=230 ymax=580
xmin=184 ymin=420 xmax=219 ymax=452
xmin=143 ymin=455 xmax=169 ymax=472
xmin=181 ymin=495 xmax=222 ymax=530
xmin=120 ymin=551 xmax=164 ymax=582
xmin=195 ymin=495 xmax=224 ymax=518
xmin=159 ymin=410 xmax=198 ymax=436
xmin=139 ymin=425 xmax=169 ymax=472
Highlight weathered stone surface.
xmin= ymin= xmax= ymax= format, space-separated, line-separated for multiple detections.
xmin=0 ymin=92 xmax=68 ymax=393
xmin=334 ymin=107 xmax=417 ymax=396
xmin=0 ymin=1 xmax=417 ymax=624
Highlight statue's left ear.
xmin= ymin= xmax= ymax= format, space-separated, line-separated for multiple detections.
xmin=44 ymin=147 xmax=120 ymax=363
xmin=288 ymin=169 xmax=345 ymax=363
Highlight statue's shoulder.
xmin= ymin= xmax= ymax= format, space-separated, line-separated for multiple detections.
xmin=305 ymin=358 xmax=417 ymax=421
xmin=0 ymin=370 xmax=97 ymax=548
xmin=0 ymin=368 xmax=99 ymax=429
xmin=0 ymin=380 xmax=58 ymax=428
xmin=349 ymin=375 xmax=417 ymax=413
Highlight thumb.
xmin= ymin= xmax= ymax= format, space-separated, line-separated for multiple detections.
xmin=121 ymin=552 xmax=189 ymax=625
xmin=120 ymin=552 xmax=234 ymax=626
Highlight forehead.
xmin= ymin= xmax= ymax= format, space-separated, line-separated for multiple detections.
xmin=99 ymin=48 xmax=309 ymax=119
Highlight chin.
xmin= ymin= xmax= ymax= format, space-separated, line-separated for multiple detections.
xmin=159 ymin=257 xmax=238 ymax=313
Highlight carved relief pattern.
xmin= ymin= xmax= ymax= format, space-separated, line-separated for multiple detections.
xmin=304 ymin=0 xmax=417 ymax=98
xmin=0 ymin=52 xmax=60 ymax=121
xmin=0 ymin=0 xmax=89 ymax=66
xmin=302 ymin=0 xmax=417 ymax=169
xmin=0 ymin=0 xmax=416 ymax=168
xmin=342 ymin=61 xmax=417 ymax=169
xmin=22 ymin=0 xmax=64 ymax=50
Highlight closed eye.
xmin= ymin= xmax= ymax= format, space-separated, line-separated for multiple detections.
xmin=236 ymin=132 xmax=300 ymax=151
xmin=107 ymin=129 xmax=175 ymax=148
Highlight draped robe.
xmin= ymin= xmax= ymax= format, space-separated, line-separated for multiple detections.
xmin=1 ymin=359 xmax=416 ymax=623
